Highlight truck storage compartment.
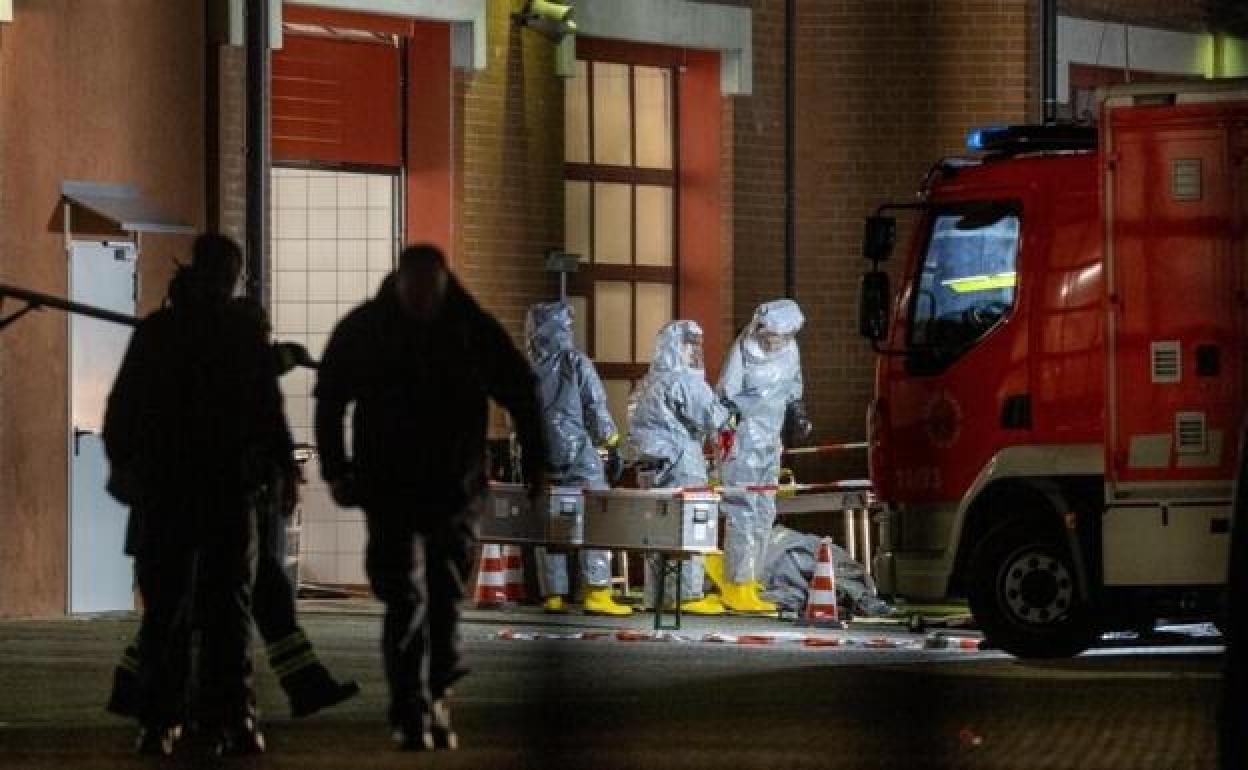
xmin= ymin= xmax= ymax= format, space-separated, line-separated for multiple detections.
xmin=1102 ymin=503 xmax=1232 ymax=586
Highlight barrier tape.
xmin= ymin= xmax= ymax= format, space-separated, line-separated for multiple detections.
xmin=782 ymin=442 xmax=869 ymax=456
xmin=923 ymin=634 xmax=983 ymax=651
xmin=494 ymin=628 xmax=935 ymax=651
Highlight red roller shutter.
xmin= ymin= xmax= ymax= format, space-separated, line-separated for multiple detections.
xmin=272 ymin=35 xmax=401 ymax=168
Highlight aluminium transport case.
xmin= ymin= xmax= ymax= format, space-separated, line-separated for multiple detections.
xmin=582 ymin=488 xmax=719 ymax=553
xmin=478 ymin=483 xmax=585 ymax=545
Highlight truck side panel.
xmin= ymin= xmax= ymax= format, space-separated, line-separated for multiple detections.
xmin=1105 ymin=102 xmax=1247 ymax=492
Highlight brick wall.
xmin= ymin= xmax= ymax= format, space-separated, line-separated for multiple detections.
xmin=210 ymin=0 xmax=1240 ymax=465
xmin=219 ymin=44 xmax=246 ymax=248
xmin=455 ymin=3 xmax=564 ymax=339
xmin=735 ymin=0 xmax=1035 ymax=481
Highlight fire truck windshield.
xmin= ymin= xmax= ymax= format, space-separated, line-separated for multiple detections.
xmin=908 ymin=205 xmax=1020 ymax=357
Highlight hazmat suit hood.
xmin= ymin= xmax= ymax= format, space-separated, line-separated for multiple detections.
xmin=626 ymin=320 xmax=726 ymax=486
xmin=741 ymin=299 xmax=804 ymax=360
xmin=650 ymin=320 xmax=704 ymax=375
xmin=526 ymin=301 xmax=576 ymax=364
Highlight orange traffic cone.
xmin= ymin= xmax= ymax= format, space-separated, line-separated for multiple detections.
xmin=503 ymin=545 xmax=527 ymax=603
xmin=475 ymin=543 xmax=509 ymax=609
xmin=798 ymin=539 xmax=846 ymax=628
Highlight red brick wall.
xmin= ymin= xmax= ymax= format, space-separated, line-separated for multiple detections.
xmin=735 ymin=0 xmax=1034 ymax=481
xmin=732 ymin=0 xmax=1229 ymax=483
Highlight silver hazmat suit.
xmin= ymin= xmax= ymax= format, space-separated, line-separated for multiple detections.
xmin=526 ymin=301 xmax=615 ymax=595
xmin=717 ymin=299 xmax=806 ymax=584
xmin=627 ymin=320 xmax=730 ymax=603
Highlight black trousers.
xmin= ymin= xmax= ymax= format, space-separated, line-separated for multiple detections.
xmin=363 ymin=499 xmax=475 ymax=725
xmin=253 ymin=505 xmax=298 ymax=645
xmin=134 ymin=504 xmax=258 ymax=730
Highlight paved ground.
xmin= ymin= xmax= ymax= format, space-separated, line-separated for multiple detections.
xmin=0 ymin=602 xmax=1225 ymax=769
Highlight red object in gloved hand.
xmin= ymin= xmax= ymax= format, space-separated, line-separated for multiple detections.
xmin=718 ymin=429 xmax=736 ymax=456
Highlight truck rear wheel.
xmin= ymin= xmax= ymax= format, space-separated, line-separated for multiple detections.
xmin=967 ymin=520 xmax=1096 ymax=658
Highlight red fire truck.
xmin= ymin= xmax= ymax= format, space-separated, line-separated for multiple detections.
xmin=858 ymin=80 xmax=1247 ymax=657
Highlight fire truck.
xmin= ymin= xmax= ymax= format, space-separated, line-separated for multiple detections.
xmin=858 ymin=80 xmax=1247 ymax=657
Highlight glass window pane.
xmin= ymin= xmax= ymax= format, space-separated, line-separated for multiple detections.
xmin=593 ymin=182 xmax=632 ymax=265
xmin=565 ymin=180 xmax=591 ymax=261
xmin=594 ymin=281 xmax=632 ymax=363
xmin=634 ymin=283 xmax=673 ymax=364
xmin=635 ymin=185 xmax=674 ymax=266
xmin=568 ymin=295 xmax=589 ymax=354
xmin=603 ymin=379 xmax=634 ymax=442
xmin=593 ymin=62 xmax=632 ymax=167
xmin=910 ymin=210 xmax=1021 ymax=350
xmin=565 ymin=60 xmax=590 ymax=164
xmin=634 ymin=66 xmax=673 ymax=169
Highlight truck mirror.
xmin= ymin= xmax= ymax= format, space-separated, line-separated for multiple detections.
xmin=859 ymin=271 xmax=891 ymax=342
xmin=863 ymin=215 xmax=897 ymax=262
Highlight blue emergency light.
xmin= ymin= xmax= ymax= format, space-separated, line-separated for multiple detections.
xmin=966 ymin=125 xmax=1010 ymax=151
xmin=964 ymin=124 xmax=1098 ymax=155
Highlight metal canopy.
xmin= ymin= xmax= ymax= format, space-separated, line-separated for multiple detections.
xmin=60 ymin=180 xmax=195 ymax=235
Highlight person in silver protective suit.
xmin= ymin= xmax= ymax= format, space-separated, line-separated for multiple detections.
xmin=525 ymin=302 xmax=631 ymax=617
xmin=711 ymin=299 xmax=812 ymax=614
xmin=626 ymin=320 xmax=731 ymax=616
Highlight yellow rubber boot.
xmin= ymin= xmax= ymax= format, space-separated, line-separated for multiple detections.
xmin=583 ymin=588 xmax=633 ymax=617
xmin=543 ymin=596 xmax=568 ymax=614
xmin=721 ymin=582 xmax=777 ymax=615
xmin=679 ymin=595 xmax=727 ymax=616
xmin=746 ymin=583 xmax=778 ymax=614
xmin=703 ymin=553 xmax=727 ymax=593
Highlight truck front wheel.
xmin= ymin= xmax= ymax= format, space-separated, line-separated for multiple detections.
xmin=967 ymin=520 xmax=1096 ymax=658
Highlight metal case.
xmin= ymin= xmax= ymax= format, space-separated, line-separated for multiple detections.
xmin=478 ymin=483 xmax=584 ymax=545
xmin=582 ymin=488 xmax=719 ymax=553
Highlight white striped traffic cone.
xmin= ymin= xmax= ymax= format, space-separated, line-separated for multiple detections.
xmin=503 ymin=545 xmax=527 ymax=603
xmin=475 ymin=543 xmax=509 ymax=609
xmin=798 ymin=539 xmax=845 ymax=628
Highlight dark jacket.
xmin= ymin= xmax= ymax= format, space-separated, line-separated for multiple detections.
xmin=314 ymin=273 xmax=546 ymax=512
xmin=102 ymin=295 xmax=293 ymax=550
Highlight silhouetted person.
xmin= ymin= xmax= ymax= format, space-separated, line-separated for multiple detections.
xmin=315 ymin=244 xmax=546 ymax=752
xmin=102 ymin=234 xmax=286 ymax=756
xmin=106 ymin=306 xmax=358 ymax=724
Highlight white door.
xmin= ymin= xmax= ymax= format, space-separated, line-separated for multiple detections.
xmin=69 ymin=241 xmax=137 ymax=613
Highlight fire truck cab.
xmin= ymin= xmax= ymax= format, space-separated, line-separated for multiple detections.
xmin=859 ymin=80 xmax=1248 ymax=657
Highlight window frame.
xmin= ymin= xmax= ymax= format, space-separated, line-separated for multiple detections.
xmin=565 ymin=51 xmax=682 ymax=382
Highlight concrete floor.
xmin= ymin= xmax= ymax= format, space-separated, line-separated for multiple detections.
xmin=0 ymin=603 xmax=1224 ymax=770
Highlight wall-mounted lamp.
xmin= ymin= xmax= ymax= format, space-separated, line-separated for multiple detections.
xmin=514 ymin=0 xmax=577 ymax=77
xmin=514 ymin=0 xmax=576 ymax=42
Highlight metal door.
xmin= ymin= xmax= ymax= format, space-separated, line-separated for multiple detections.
xmin=68 ymin=241 xmax=136 ymax=613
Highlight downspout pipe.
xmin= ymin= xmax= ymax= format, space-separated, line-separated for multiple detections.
xmin=1043 ymin=0 xmax=1057 ymax=123
xmin=784 ymin=0 xmax=796 ymax=299
xmin=245 ymin=0 xmax=271 ymax=304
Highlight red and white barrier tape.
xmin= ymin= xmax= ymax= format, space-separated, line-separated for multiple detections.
xmin=493 ymin=628 xmax=938 ymax=651
xmin=782 ymin=442 xmax=869 ymax=456
xmin=923 ymin=634 xmax=983 ymax=651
